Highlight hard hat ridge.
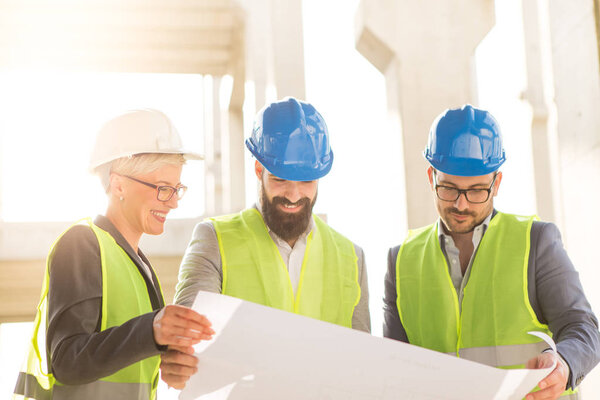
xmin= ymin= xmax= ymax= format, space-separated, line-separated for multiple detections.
xmin=424 ymin=104 xmax=505 ymax=177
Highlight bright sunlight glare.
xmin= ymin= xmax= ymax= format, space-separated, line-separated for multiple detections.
xmin=0 ymin=71 xmax=205 ymax=222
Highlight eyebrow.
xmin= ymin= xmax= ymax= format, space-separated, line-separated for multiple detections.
xmin=155 ymin=180 xmax=182 ymax=186
xmin=437 ymin=180 xmax=492 ymax=189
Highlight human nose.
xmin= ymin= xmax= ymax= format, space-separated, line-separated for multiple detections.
xmin=453 ymin=191 xmax=469 ymax=210
xmin=282 ymin=181 xmax=302 ymax=203
xmin=165 ymin=193 xmax=179 ymax=209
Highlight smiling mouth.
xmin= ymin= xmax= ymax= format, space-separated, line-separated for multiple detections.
xmin=151 ymin=210 xmax=167 ymax=220
xmin=279 ymin=203 xmax=303 ymax=213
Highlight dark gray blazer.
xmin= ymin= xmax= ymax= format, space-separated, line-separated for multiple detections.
xmin=45 ymin=215 xmax=165 ymax=385
xmin=384 ymin=212 xmax=600 ymax=390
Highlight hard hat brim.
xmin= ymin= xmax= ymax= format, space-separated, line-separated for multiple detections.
xmin=89 ymin=149 xmax=203 ymax=173
xmin=246 ymin=138 xmax=332 ymax=181
xmin=424 ymin=151 xmax=505 ymax=176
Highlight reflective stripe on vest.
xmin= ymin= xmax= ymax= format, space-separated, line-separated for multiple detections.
xmin=212 ymin=209 xmax=360 ymax=327
xmin=14 ymin=374 xmax=152 ymax=400
xmin=53 ymin=380 xmax=151 ymax=400
xmin=561 ymin=394 xmax=581 ymax=399
xmin=13 ymin=218 xmax=162 ymax=400
xmin=456 ymin=342 xmax=548 ymax=367
xmin=396 ymin=213 xmax=579 ymax=397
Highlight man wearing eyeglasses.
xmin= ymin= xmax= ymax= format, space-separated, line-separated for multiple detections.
xmin=384 ymin=105 xmax=599 ymax=400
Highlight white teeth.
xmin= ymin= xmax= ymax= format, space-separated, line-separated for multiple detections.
xmin=151 ymin=211 xmax=167 ymax=218
xmin=284 ymin=203 xmax=299 ymax=208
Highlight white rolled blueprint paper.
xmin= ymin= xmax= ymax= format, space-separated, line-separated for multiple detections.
xmin=180 ymin=291 xmax=556 ymax=400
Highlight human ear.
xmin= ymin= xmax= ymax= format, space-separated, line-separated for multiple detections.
xmin=492 ymin=171 xmax=503 ymax=196
xmin=109 ymin=173 xmax=125 ymax=200
xmin=254 ymin=160 xmax=264 ymax=180
xmin=427 ymin=167 xmax=435 ymax=189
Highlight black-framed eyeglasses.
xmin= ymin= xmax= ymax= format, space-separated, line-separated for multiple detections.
xmin=433 ymin=172 xmax=497 ymax=204
xmin=123 ymin=175 xmax=187 ymax=202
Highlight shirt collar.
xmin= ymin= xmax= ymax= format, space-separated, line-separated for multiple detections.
xmin=437 ymin=210 xmax=494 ymax=241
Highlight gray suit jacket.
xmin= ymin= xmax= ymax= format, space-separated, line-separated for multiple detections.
xmin=384 ymin=212 xmax=600 ymax=390
xmin=175 ymin=213 xmax=371 ymax=333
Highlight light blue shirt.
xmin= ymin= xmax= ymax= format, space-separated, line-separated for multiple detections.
xmin=437 ymin=212 xmax=493 ymax=308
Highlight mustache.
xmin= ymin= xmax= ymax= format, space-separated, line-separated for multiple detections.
xmin=271 ymin=196 xmax=311 ymax=207
xmin=447 ymin=208 xmax=476 ymax=217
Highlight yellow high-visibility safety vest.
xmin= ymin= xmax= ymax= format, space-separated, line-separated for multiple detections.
xmin=396 ymin=212 xmax=578 ymax=398
xmin=14 ymin=218 xmax=163 ymax=400
xmin=211 ymin=209 xmax=360 ymax=328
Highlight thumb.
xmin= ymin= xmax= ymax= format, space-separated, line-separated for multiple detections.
xmin=525 ymin=356 xmax=540 ymax=369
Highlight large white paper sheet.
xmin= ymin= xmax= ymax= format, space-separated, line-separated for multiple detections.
xmin=180 ymin=291 xmax=555 ymax=400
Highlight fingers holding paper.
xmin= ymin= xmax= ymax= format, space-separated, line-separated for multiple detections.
xmin=153 ymin=304 xmax=215 ymax=347
xmin=161 ymin=345 xmax=200 ymax=389
xmin=525 ymin=351 xmax=570 ymax=400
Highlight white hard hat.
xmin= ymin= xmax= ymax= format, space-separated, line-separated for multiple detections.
xmin=89 ymin=109 xmax=203 ymax=172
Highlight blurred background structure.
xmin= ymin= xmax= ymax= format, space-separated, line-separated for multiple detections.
xmin=0 ymin=0 xmax=599 ymax=397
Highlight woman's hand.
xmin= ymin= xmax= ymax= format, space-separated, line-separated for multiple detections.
xmin=153 ymin=304 xmax=214 ymax=347
xmin=160 ymin=345 xmax=199 ymax=389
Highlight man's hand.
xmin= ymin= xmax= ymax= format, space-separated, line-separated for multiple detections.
xmin=160 ymin=345 xmax=199 ymax=390
xmin=525 ymin=351 xmax=569 ymax=400
xmin=153 ymin=304 xmax=214 ymax=347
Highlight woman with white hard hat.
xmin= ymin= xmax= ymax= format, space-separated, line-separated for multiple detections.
xmin=14 ymin=109 xmax=213 ymax=400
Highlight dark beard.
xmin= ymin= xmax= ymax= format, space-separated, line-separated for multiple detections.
xmin=260 ymin=186 xmax=316 ymax=242
xmin=441 ymin=207 xmax=483 ymax=234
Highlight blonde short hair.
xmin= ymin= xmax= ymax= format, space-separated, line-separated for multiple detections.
xmin=97 ymin=153 xmax=186 ymax=193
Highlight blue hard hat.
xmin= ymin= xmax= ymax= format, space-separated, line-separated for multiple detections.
xmin=246 ymin=97 xmax=333 ymax=181
xmin=424 ymin=104 xmax=506 ymax=176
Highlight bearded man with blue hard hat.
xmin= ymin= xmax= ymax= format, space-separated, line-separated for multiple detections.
xmin=384 ymin=105 xmax=599 ymax=400
xmin=165 ymin=97 xmax=370 ymax=388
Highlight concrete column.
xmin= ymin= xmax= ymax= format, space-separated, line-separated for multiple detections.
xmin=545 ymin=0 xmax=600 ymax=392
xmin=212 ymin=75 xmax=224 ymax=215
xmin=224 ymin=103 xmax=246 ymax=212
xmin=203 ymin=75 xmax=223 ymax=216
xmin=355 ymin=0 xmax=495 ymax=228
xmin=224 ymin=18 xmax=247 ymax=213
xmin=271 ymin=0 xmax=305 ymax=99
xmin=239 ymin=0 xmax=305 ymax=106
xmin=241 ymin=0 xmax=271 ymax=109
xmin=199 ymin=6 xmax=247 ymax=215
xmin=521 ymin=0 xmax=562 ymax=225
xmin=0 ymin=121 xmax=3 ymax=221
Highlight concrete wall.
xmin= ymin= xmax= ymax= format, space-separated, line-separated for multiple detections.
xmin=354 ymin=0 xmax=495 ymax=229
xmin=0 ymin=255 xmax=182 ymax=323
xmin=546 ymin=0 xmax=600 ymax=395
